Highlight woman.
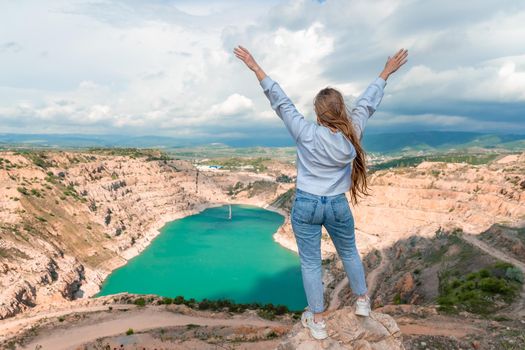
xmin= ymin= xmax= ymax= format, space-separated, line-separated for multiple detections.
xmin=234 ymin=46 xmax=408 ymax=340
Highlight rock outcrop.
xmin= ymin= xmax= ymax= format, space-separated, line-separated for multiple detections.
xmin=278 ymin=308 xmax=404 ymax=350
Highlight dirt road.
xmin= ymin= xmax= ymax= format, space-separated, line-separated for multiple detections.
xmin=17 ymin=306 xmax=285 ymax=350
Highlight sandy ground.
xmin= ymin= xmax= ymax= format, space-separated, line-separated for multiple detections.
xmin=0 ymin=304 xmax=134 ymax=339
xmin=397 ymin=317 xmax=481 ymax=338
xmin=17 ymin=306 xmax=287 ymax=350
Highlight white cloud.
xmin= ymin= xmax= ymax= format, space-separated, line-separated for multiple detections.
xmin=0 ymin=0 xmax=524 ymax=139
xmin=209 ymin=94 xmax=254 ymax=117
xmin=391 ymin=55 xmax=525 ymax=108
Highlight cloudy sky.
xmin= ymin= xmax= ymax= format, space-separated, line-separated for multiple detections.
xmin=1 ymin=0 xmax=524 ymax=145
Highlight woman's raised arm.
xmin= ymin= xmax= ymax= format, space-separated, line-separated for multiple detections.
xmin=234 ymin=45 xmax=314 ymax=143
xmin=351 ymin=49 xmax=409 ymax=140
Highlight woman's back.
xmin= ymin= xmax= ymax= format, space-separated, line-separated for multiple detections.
xmin=296 ymin=125 xmax=356 ymax=196
xmin=259 ymin=75 xmax=386 ymax=196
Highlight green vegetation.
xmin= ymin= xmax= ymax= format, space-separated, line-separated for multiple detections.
xmin=146 ymin=153 xmax=172 ymax=162
xmin=227 ymin=181 xmax=245 ymax=196
xmin=133 ymin=297 xmax=146 ymax=307
xmin=30 ymin=188 xmax=42 ymax=198
xmin=246 ymin=180 xmax=277 ymax=198
xmin=1 ymin=132 xmax=523 ymax=157
xmin=87 ymin=147 xmax=168 ymax=159
xmin=498 ymin=329 xmax=525 ymax=350
xmin=393 ymin=293 xmax=402 ymax=305
xmin=62 ymin=184 xmax=85 ymax=202
xmin=17 ymin=187 xmax=29 ymax=195
xmin=44 ymin=172 xmax=59 ymax=184
xmin=362 ymin=131 xmax=525 ymax=154
xmin=387 ymin=228 xmax=523 ymax=315
xmin=22 ymin=151 xmax=54 ymax=169
xmin=437 ymin=262 xmax=523 ymax=315
xmin=126 ymin=328 xmax=134 ymax=335
xmin=276 ymin=174 xmax=294 ymax=183
xmin=139 ymin=295 xmax=300 ymax=319
xmin=0 ymin=157 xmax=17 ymax=170
xmin=266 ymin=330 xmax=279 ymax=339
xmin=370 ymin=153 xmax=500 ymax=172
xmin=170 ymin=145 xmax=296 ymax=161
xmin=201 ymin=157 xmax=269 ymax=172
xmin=226 ymin=180 xmax=278 ymax=198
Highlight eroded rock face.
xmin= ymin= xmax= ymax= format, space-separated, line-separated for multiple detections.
xmin=0 ymin=281 xmax=36 ymax=319
xmin=278 ymin=308 xmax=404 ymax=350
xmin=0 ymin=151 xmax=295 ymax=319
xmin=274 ymin=153 xmax=525 ymax=258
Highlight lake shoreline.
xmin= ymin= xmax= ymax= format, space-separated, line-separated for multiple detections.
xmin=86 ymin=201 xmax=295 ymax=300
xmin=94 ymin=203 xmax=305 ymax=309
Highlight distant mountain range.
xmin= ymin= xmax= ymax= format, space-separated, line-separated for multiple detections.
xmin=362 ymin=131 xmax=525 ymax=154
xmin=0 ymin=131 xmax=524 ymax=154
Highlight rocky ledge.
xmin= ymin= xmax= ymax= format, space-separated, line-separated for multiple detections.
xmin=278 ymin=307 xmax=404 ymax=350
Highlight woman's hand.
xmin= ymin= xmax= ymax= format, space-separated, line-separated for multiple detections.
xmin=380 ymin=49 xmax=408 ymax=81
xmin=234 ymin=45 xmax=259 ymax=71
xmin=234 ymin=45 xmax=267 ymax=81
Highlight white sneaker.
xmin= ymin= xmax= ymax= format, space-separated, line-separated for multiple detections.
xmin=301 ymin=310 xmax=328 ymax=340
xmin=355 ymin=296 xmax=371 ymax=317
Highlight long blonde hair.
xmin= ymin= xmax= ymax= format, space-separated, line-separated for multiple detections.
xmin=314 ymin=87 xmax=369 ymax=205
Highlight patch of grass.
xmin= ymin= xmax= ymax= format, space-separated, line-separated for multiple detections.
xmin=246 ymin=180 xmax=278 ymax=198
xmin=437 ymin=262 xmax=522 ymax=315
xmin=267 ymin=330 xmax=279 ymax=339
xmin=201 ymin=157 xmax=269 ymax=172
xmin=257 ymin=309 xmax=276 ymax=320
xmin=393 ymin=293 xmax=402 ymax=305
xmin=17 ymin=187 xmax=29 ymax=195
xmin=370 ymin=153 xmax=500 ymax=172
xmin=23 ymin=151 xmax=54 ymax=169
xmin=87 ymin=147 xmax=167 ymax=159
xmin=126 ymin=328 xmax=134 ymax=335
xmin=161 ymin=297 xmax=173 ymax=305
xmin=45 ymin=172 xmax=59 ymax=184
xmin=30 ymin=188 xmax=42 ymax=197
xmin=227 ymin=181 xmax=245 ymax=196
xmin=133 ymin=297 xmax=146 ymax=307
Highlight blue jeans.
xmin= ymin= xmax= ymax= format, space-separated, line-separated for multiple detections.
xmin=291 ymin=188 xmax=368 ymax=313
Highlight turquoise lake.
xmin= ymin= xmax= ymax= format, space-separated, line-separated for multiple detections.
xmin=96 ymin=204 xmax=307 ymax=310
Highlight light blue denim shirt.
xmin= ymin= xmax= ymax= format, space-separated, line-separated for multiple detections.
xmin=260 ymin=76 xmax=386 ymax=196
